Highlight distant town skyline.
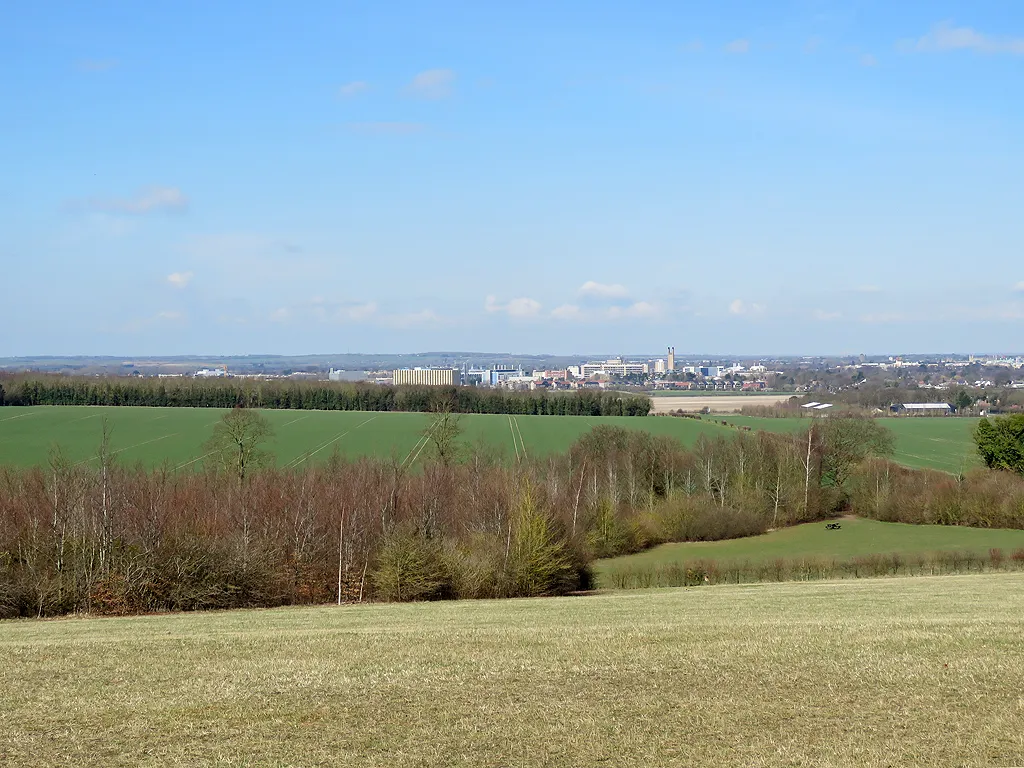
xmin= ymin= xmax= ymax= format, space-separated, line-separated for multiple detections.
xmin=3 ymin=1 xmax=1023 ymax=356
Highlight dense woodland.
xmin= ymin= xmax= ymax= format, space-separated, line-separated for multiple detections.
xmin=0 ymin=375 xmax=651 ymax=416
xmin=3 ymin=411 xmax=1023 ymax=618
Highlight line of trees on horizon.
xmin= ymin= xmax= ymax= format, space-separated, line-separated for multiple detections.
xmin=0 ymin=375 xmax=652 ymax=417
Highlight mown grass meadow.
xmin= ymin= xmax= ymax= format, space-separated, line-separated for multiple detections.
xmin=2 ymin=574 xmax=1022 ymax=767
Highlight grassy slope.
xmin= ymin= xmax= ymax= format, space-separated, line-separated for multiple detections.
xmin=0 ymin=406 xmax=729 ymax=469
xmin=596 ymin=517 xmax=1024 ymax=579
xmin=2 ymin=575 xmax=1023 ymax=767
xmin=716 ymin=414 xmax=982 ymax=472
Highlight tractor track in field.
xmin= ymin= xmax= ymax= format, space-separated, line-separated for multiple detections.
xmin=284 ymin=414 xmax=380 ymax=469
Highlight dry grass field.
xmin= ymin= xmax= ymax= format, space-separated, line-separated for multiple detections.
xmin=649 ymin=393 xmax=787 ymax=413
xmin=2 ymin=574 xmax=1023 ymax=767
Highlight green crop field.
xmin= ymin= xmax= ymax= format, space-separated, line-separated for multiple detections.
xmin=0 ymin=406 xmax=732 ymax=470
xmin=2 ymin=574 xmax=1022 ymax=767
xmin=595 ymin=517 xmax=1024 ymax=585
xmin=714 ymin=414 xmax=982 ymax=472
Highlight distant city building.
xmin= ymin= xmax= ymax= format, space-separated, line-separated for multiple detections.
xmin=667 ymin=346 xmax=676 ymax=372
xmin=654 ymin=358 xmax=667 ymax=374
xmin=328 ymin=368 xmax=368 ymax=382
xmin=699 ymin=366 xmax=722 ymax=378
xmin=580 ymin=359 xmax=649 ymax=377
xmin=392 ymin=368 xmax=457 ymax=386
xmin=195 ymin=367 xmax=227 ymax=378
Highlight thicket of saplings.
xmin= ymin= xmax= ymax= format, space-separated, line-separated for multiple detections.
xmin=0 ymin=375 xmax=651 ymax=416
xmin=3 ymin=412 xmax=1024 ymax=618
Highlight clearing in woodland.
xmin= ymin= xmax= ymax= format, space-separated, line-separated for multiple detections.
xmin=595 ymin=516 xmax=1024 ymax=586
xmin=1 ymin=574 xmax=1022 ymax=767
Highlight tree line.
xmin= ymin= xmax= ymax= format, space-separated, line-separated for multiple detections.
xmin=5 ymin=410 xmax=1023 ymax=619
xmin=0 ymin=375 xmax=652 ymax=416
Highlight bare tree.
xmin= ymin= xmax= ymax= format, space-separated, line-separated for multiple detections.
xmin=203 ymin=407 xmax=274 ymax=486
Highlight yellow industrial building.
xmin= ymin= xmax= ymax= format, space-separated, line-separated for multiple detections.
xmin=392 ymin=368 xmax=458 ymax=386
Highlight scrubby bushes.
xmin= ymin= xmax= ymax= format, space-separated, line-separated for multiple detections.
xmin=5 ymin=415 xmax=1024 ymax=618
xmin=849 ymin=459 xmax=1024 ymax=529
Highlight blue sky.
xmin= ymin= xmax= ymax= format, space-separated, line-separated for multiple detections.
xmin=3 ymin=1 xmax=1023 ymax=357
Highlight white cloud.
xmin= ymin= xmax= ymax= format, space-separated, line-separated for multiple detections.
xmin=729 ymin=298 xmax=764 ymax=315
xmin=579 ymin=281 xmax=630 ymax=299
xmin=166 ymin=271 xmax=193 ymax=289
xmin=724 ymin=39 xmax=750 ymax=54
xmin=156 ymin=310 xmax=183 ymax=321
xmin=681 ymin=40 xmax=704 ymax=53
xmin=1013 ymin=281 xmax=1024 ymax=293
xmin=907 ymin=22 xmax=1024 ymax=55
xmin=408 ymin=68 xmax=455 ymax=99
xmin=72 ymin=186 xmax=188 ymax=215
xmin=861 ymin=53 xmax=878 ymax=67
xmin=269 ymin=307 xmax=290 ymax=323
xmin=853 ymin=285 xmax=882 ymax=293
xmin=550 ymin=304 xmax=582 ymax=321
xmin=607 ymin=301 xmax=659 ymax=320
xmin=342 ymin=301 xmax=378 ymax=321
xmin=813 ymin=309 xmax=842 ymax=321
xmin=804 ymin=36 xmax=823 ymax=54
xmin=338 ymin=80 xmax=368 ymax=97
xmin=485 ymin=295 xmax=542 ymax=318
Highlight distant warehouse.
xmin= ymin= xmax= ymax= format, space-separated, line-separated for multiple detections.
xmin=392 ymin=367 xmax=458 ymax=386
xmin=892 ymin=402 xmax=954 ymax=415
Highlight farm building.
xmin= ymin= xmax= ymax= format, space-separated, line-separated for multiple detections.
xmin=892 ymin=402 xmax=954 ymax=415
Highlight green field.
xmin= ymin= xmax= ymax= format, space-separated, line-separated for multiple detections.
xmin=0 ymin=406 xmax=986 ymax=472
xmin=715 ymin=414 xmax=982 ymax=472
xmin=596 ymin=517 xmax=1024 ymax=584
xmin=2 ymin=574 xmax=1022 ymax=766
xmin=0 ymin=406 xmax=731 ymax=469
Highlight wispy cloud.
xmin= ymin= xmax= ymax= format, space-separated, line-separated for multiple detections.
xmin=69 ymin=186 xmax=188 ymax=215
xmin=804 ymin=36 xmax=824 ymax=54
xmin=1013 ymin=281 xmax=1024 ymax=293
xmin=345 ymin=122 xmax=427 ymax=136
xmin=680 ymin=40 xmax=704 ymax=53
xmin=550 ymin=304 xmax=582 ymax=321
xmin=728 ymin=298 xmax=764 ymax=315
xmin=905 ymin=21 xmax=1024 ymax=55
xmin=76 ymin=59 xmax=118 ymax=72
xmin=485 ymin=295 xmax=542 ymax=318
xmin=724 ymin=39 xmax=750 ymax=54
xmin=813 ymin=309 xmax=842 ymax=321
xmin=550 ymin=301 xmax=660 ymax=323
xmin=606 ymin=301 xmax=659 ymax=319
xmin=407 ymin=68 xmax=455 ymax=99
xmin=338 ymin=80 xmax=369 ymax=97
xmin=578 ymin=281 xmax=629 ymax=300
xmin=859 ymin=312 xmax=904 ymax=324
xmin=166 ymin=271 xmax=194 ymax=289
xmin=861 ymin=53 xmax=878 ymax=67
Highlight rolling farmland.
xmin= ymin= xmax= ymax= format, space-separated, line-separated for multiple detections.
xmin=0 ymin=406 xmax=986 ymax=471
xmin=0 ymin=406 xmax=730 ymax=469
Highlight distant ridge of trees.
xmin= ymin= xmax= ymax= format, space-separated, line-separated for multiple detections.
xmin=0 ymin=374 xmax=652 ymax=417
